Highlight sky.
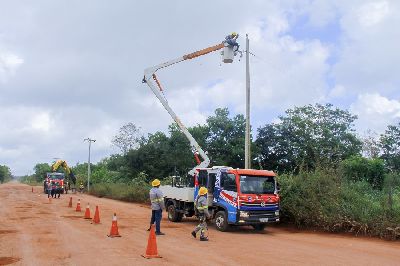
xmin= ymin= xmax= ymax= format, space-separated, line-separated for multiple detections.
xmin=1 ymin=0 xmax=399 ymax=176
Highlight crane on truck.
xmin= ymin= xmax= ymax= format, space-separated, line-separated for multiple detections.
xmin=143 ymin=34 xmax=280 ymax=231
xmin=43 ymin=160 xmax=76 ymax=194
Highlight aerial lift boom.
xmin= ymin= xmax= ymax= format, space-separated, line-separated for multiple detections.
xmin=143 ymin=37 xmax=238 ymax=176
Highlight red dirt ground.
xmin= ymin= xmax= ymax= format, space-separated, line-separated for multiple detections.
xmin=1 ymin=182 xmax=399 ymax=265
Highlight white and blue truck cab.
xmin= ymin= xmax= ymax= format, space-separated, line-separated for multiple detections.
xmin=161 ymin=166 xmax=280 ymax=231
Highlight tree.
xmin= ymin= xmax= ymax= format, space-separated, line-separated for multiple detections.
xmin=361 ymin=130 xmax=381 ymax=159
xmin=206 ymin=108 xmax=246 ymax=168
xmin=0 ymin=165 xmax=12 ymax=183
xmin=380 ymin=122 xmax=400 ymax=171
xmin=33 ymin=163 xmax=51 ymax=182
xmin=112 ymin=122 xmax=141 ymax=154
xmin=256 ymin=104 xmax=362 ymax=173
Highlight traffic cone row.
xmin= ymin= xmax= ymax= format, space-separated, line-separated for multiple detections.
xmin=63 ymin=197 xmax=161 ymax=259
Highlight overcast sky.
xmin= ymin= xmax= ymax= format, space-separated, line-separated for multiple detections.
xmin=1 ymin=0 xmax=399 ymax=175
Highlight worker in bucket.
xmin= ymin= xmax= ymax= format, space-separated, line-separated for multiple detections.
xmin=225 ymin=32 xmax=239 ymax=52
xmin=149 ymin=179 xmax=165 ymax=235
xmin=191 ymin=187 xmax=210 ymax=241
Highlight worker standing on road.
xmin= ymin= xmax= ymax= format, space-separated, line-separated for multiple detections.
xmin=191 ymin=187 xmax=210 ymax=241
xmin=149 ymin=179 xmax=165 ymax=235
xmin=46 ymin=180 xmax=52 ymax=198
xmin=51 ymin=181 xmax=56 ymax=198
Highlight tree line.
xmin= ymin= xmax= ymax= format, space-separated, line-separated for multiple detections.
xmin=26 ymin=103 xmax=400 ymax=189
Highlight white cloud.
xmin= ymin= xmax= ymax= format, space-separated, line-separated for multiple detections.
xmin=357 ymin=1 xmax=390 ymax=27
xmin=0 ymin=0 xmax=399 ymax=176
xmin=350 ymin=93 xmax=400 ymax=133
xmin=0 ymin=52 xmax=24 ymax=83
xmin=31 ymin=112 xmax=52 ymax=131
xmin=328 ymin=84 xmax=346 ymax=99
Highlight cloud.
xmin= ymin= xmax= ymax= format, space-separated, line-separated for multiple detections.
xmin=0 ymin=51 xmax=24 ymax=83
xmin=350 ymin=93 xmax=400 ymax=133
xmin=357 ymin=1 xmax=390 ymax=27
xmin=0 ymin=0 xmax=398 ymax=175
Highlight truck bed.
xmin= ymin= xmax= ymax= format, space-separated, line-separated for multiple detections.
xmin=160 ymin=185 xmax=195 ymax=202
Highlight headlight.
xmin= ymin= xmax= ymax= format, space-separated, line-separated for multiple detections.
xmin=275 ymin=210 xmax=279 ymax=216
xmin=240 ymin=211 xmax=249 ymax=218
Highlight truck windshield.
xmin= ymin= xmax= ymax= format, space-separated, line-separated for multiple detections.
xmin=239 ymin=175 xmax=275 ymax=194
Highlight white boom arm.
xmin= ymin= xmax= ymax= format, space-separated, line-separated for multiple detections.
xmin=143 ymin=42 xmax=234 ymax=176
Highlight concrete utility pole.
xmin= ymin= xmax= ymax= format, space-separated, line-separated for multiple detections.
xmin=245 ymin=34 xmax=251 ymax=169
xmin=84 ymin=138 xmax=96 ymax=192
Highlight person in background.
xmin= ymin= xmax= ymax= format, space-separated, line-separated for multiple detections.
xmin=79 ymin=182 xmax=84 ymax=193
xmin=51 ymin=181 xmax=56 ymax=198
xmin=46 ymin=180 xmax=52 ymax=198
xmin=149 ymin=179 xmax=165 ymax=235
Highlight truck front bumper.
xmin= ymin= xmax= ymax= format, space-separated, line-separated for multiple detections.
xmin=236 ymin=210 xmax=280 ymax=224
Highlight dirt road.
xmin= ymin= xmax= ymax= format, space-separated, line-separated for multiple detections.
xmin=1 ymin=182 xmax=399 ymax=266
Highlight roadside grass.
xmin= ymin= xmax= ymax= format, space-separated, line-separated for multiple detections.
xmin=88 ymin=169 xmax=400 ymax=239
xmin=279 ymin=169 xmax=400 ymax=239
xmin=89 ymin=182 xmax=150 ymax=203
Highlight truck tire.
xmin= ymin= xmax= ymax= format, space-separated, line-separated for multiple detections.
xmin=167 ymin=205 xmax=183 ymax=222
xmin=252 ymin=224 xmax=266 ymax=231
xmin=215 ymin=211 xmax=229 ymax=232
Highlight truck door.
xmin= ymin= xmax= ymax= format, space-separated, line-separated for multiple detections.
xmin=220 ymin=172 xmax=238 ymax=223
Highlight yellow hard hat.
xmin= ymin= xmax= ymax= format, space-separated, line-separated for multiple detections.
xmin=231 ymin=32 xmax=237 ymax=36
xmin=152 ymin=179 xmax=161 ymax=187
xmin=199 ymin=187 xmax=208 ymax=195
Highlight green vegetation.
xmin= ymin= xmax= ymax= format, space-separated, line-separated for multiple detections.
xmin=279 ymin=169 xmax=400 ymax=238
xmin=0 ymin=165 xmax=12 ymax=183
xmin=21 ymin=104 xmax=400 ymax=239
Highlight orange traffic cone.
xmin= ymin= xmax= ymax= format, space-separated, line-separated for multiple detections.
xmin=92 ymin=206 xmax=100 ymax=224
xmin=141 ymin=225 xmax=162 ymax=259
xmin=76 ymin=199 xmax=81 ymax=212
xmin=84 ymin=203 xmax=91 ymax=219
xmin=107 ymin=213 xmax=121 ymax=237
xmin=68 ymin=197 xmax=72 ymax=208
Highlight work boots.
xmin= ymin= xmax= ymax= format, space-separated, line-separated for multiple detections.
xmin=200 ymin=236 xmax=208 ymax=241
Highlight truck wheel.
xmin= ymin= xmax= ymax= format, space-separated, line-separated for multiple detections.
xmin=252 ymin=224 xmax=266 ymax=231
xmin=215 ymin=211 xmax=229 ymax=232
xmin=167 ymin=205 xmax=182 ymax=222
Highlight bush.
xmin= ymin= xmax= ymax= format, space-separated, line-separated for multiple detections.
xmin=340 ymin=156 xmax=385 ymax=189
xmin=279 ymin=168 xmax=400 ymax=238
xmin=90 ymin=182 xmax=150 ymax=203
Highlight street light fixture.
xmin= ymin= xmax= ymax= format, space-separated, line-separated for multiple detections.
xmin=83 ymin=138 xmax=96 ymax=192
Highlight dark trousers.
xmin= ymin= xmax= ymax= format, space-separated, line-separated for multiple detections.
xmin=150 ymin=209 xmax=162 ymax=233
xmin=150 ymin=210 xmax=156 ymax=225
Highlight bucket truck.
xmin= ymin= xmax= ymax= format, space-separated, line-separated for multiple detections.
xmin=143 ymin=35 xmax=280 ymax=231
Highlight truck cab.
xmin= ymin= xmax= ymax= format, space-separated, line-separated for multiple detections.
xmin=44 ymin=172 xmax=65 ymax=194
xmin=161 ymin=166 xmax=280 ymax=231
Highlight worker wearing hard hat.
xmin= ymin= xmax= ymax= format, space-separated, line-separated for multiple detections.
xmin=225 ymin=32 xmax=239 ymax=51
xmin=191 ymin=187 xmax=210 ymax=241
xmin=149 ymin=179 xmax=165 ymax=235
